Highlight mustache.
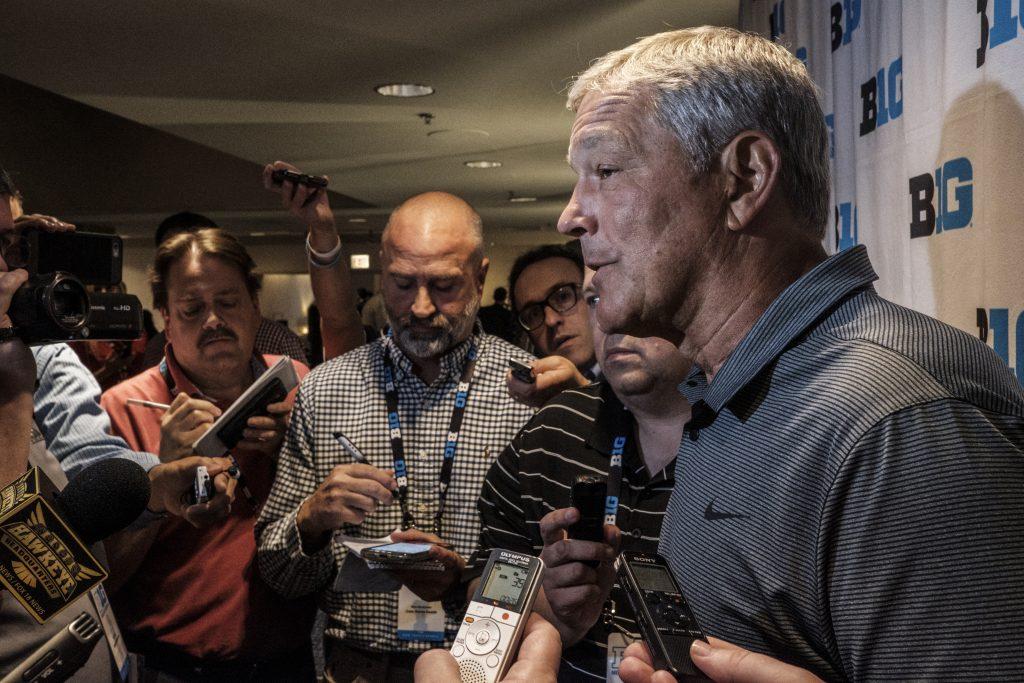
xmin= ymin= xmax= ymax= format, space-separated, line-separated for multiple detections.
xmin=199 ymin=327 xmax=237 ymax=346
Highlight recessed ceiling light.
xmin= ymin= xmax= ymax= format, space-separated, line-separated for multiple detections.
xmin=464 ymin=160 xmax=502 ymax=169
xmin=375 ymin=83 xmax=434 ymax=97
xmin=249 ymin=232 xmax=267 ymax=237
xmin=348 ymin=218 xmax=367 ymax=223
xmin=509 ymin=196 xmax=537 ymax=203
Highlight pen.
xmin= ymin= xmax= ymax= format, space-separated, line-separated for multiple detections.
xmin=334 ymin=432 xmax=369 ymax=463
xmin=126 ymin=398 xmax=171 ymax=410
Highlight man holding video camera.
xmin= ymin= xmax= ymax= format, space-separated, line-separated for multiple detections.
xmin=100 ymin=228 xmax=314 ymax=681
xmin=0 ymin=167 xmax=238 ymax=679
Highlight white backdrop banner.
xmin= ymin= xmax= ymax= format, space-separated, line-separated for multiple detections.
xmin=739 ymin=0 xmax=1024 ymax=384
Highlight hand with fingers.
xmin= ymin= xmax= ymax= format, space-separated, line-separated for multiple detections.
xmin=261 ymin=161 xmax=337 ymax=250
xmin=507 ymin=355 xmax=590 ymax=408
xmin=619 ymin=638 xmax=824 ymax=683
xmin=414 ymin=612 xmax=561 ymax=683
xmin=296 ymin=463 xmax=398 ymax=551
xmin=147 ymin=456 xmax=238 ymax=527
xmin=238 ymin=400 xmax=291 ymax=460
xmin=387 ymin=528 xmax=467 ymax=601
xmin=159 ymin=393 xmax=222 ymax=462
xmin=537 ymin=506 xmax=621 ymax=646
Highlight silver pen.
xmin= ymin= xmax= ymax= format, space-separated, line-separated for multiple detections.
xmin=333 ymin=432 xmax=369 ymax=463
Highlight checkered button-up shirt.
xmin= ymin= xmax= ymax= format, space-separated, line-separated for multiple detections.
xmin=256 ymin=329 xmax=535 ymax=654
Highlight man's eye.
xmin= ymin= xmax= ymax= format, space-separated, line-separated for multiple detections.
xmin=219 ymin=299 xmax=238 ymax=309
xmin=182 ymin=307 xmax=202 ymax=317
xmin=585 ymin=294 xmax=600 ymax=308
xmin=433 ymin=283 xmax=455 ymax=293
xmin=394 ymin=281 xmax=413 ymax=291
xmin=596 ymin=166 xmax=618 ymax=179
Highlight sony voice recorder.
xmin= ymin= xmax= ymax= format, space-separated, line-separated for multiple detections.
xmin=452 ymin=549 xmax=544 ymax=683
xmin=616 ymin=551 xmax=710 ymax=681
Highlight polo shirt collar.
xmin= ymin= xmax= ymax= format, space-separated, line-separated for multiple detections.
xmin=700 ymin=245 xmax=878 ymax=415
xmin=586 ymin=382 xmax=668 ymax=482
xmin=383 ymin=322 xmax=483 ymax=383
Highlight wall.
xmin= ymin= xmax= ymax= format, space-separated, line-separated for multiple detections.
xmin=740 ymin=0 xmax=1024 ymax=383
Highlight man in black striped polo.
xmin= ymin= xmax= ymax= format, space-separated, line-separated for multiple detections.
xmin=468 ymin=271 xmax=694 ymax=680
xmin=556 ymin=26 xmax=1024 ymax=682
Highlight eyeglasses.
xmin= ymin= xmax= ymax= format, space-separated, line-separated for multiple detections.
xmin=517 ymin=283 xmax=581 ymax=331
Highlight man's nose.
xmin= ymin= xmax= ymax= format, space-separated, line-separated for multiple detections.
xmin=410 ymin=286 xmax=436 ymax=319
xmin=557 ymin=186 xmax=597 ymax=238
xmin=202 ymin=309 xmax=224 ymax=328
xmin=543 ymin=304 xmax=563 ymax=330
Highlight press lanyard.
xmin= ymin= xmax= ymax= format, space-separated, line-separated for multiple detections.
xmin=381 ymin=338 xmax=479 ymax=535
xmin=603 ymin=433 xmax=626 ymax=526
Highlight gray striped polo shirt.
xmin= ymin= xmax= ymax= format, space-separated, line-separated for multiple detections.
xmin=664 ymin=245 xmax=1024 ymax=681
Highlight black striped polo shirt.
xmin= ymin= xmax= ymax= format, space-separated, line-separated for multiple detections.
xmin=467 ymin=381 xmax=681 ymax=680
xmin=664 ymin=245 xmax=1024 ymax=681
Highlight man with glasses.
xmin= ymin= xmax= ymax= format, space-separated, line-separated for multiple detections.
xmin=507 ymin=243 xmax=597 ymax=406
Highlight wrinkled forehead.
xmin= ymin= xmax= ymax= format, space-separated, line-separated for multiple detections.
xmin=569 ymin=90 xmax=652 ymax=149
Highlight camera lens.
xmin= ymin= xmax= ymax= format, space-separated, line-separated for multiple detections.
xmin=45 ymin=274 xmax=89 ymax=331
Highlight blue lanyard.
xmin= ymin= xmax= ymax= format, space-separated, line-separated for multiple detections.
xmin=604 ymin=434 xmax=626 ymax=526
xmin=381 ymin=340 xmax=478 ymax=534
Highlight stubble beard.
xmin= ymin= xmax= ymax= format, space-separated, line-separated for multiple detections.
xmin=387 ymin=293 xmax=481 ymax=361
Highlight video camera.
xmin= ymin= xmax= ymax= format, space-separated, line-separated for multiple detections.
xmin=3 ymin=229 xmax=143 ymax=345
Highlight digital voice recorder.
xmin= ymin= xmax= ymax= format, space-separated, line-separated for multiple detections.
xmin=616 ymin=551 xmax=710 ymax=681
xmin=452 ymin=549 xmax=544 ymax=683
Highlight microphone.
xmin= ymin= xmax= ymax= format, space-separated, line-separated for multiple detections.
xmin=53 ymin=458 xmax=151 ymax=545
xmin=0 ymin=611 xmax=102 ymax=683
xmin=0 ymin=459 xmax=150 ymax=622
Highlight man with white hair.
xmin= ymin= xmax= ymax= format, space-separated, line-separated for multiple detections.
xmin=558 ymin=26 xmax=1024 ymax=682
xmin=256 ymin=192 xmax=535 ymax=682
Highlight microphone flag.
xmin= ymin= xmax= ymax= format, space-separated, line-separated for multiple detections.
xmin=0 ymin=467 xmax=106 ymax=623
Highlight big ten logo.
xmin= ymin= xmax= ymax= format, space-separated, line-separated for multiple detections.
xmin=859 ymin=56 xmax=903 ymax=136
xmin=824 ymin=113 xmax=836 ymax=159
xmin=908 ymin=157 xmax=974 ymax=239
xmin=977 ymin=0 xmax=1024 ymax=67
xmin=769 ymin=1 xmax=785 ymax=41
xmin=834 ymin=202 xmax=858 ymax=251
xmin=831 ymin=0 xmax=862 ymax=51
xmin=977 ymin=308 xmax=1024 ymax=383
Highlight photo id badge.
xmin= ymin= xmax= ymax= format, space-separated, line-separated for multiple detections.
xmin=396 ymin=585 xmax=445 ymax=642
xmin=607 ymin=631 xmax=634 ymax=683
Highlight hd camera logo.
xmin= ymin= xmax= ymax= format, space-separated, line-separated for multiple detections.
xmin=908 ymin=157 xmax=974 ymax=238
xmin=977 ymin=0 xmax=1024 ymax=68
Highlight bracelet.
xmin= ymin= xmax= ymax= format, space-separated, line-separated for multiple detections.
xmin=305 ymin=232 xmax=342 ymax=269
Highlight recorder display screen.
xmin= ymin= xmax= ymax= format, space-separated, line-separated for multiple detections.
xmin=481 ymin=561 xmax=529 ymax=605
xmin=631 ymin=563 xmax=676 ymax=593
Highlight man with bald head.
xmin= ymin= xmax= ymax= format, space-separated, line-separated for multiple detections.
xmin=257 ymin=192 xmax=535 ymax=682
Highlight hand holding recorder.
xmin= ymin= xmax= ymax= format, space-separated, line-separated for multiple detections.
xmin=506 ymin=355 xmax=589 ymax=408
xmin=537 ymin=501 xmax=620 ymax=646
xmin=262 ymin=161 xmax=335 ymax=240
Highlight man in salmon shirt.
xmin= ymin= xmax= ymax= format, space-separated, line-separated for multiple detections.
xmin=101 ymin=228 xmax=314 ymax=681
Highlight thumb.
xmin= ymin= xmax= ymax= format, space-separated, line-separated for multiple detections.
xmin=690 ymin=637 xmax=823 ymax=683
xmin=413 ymin=648 xmax=461 ymax=682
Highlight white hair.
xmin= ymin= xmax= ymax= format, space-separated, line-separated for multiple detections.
xmin=567 ymin=26 xmax=831 ymax=238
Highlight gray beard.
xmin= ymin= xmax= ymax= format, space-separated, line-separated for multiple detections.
xmin=387 ymin=296 xmax=480 ymax=361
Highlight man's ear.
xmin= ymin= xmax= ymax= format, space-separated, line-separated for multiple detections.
xmin=476 ymin=258 xmax=490 ymax=293
xmin=159 ymin=307 xmax=171 ymax=335
xmin=718 ymin=131 xmax=781 ymax=232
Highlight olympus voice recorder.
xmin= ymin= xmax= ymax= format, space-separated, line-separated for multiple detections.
xmin=452 ymin=549 xmax=544 ymax=683
xmin=616 ymin=551 xmax=711 ymax=681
